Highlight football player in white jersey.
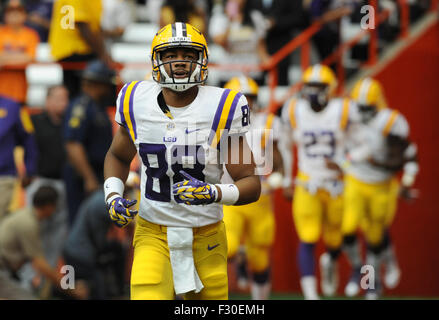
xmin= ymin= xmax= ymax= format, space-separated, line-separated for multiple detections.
xmin=221 ymin=76 xmax=284 ymax=300
xmin=341 ymin=78 xmax=419 ymax=299
xmin=280 ymin=64 xmax=364 ymax=300
xmin=103 ymin=22 xmax=261 ymax=300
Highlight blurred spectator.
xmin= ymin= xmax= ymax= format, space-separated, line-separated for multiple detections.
xmin=24 ymin=0 xmax=54 ymax=42
xmin=31 ymin=85 xmax=69 ymax=186
xmin=209 ymin=0 xmax=270 ymax=86
xmin=63 ymin=60 xmax=115 ymax=226
xmin=101 ymin=0 xmax=133 ymax=49
xmin=62 ymin=189 xmax=132 ymax=299
xmin=0 ymin=95 xmax=37 ymax=224
xmin=304 ymin=0 xmax=351 ymax=63
xmin=160 ymin=0 xmax=208 ymax=34
xmin=0 ymin=186 xmax=87 ymax=299
xmin=0 ymin=0 xmax=40 ymax=105
xmin=48 ymin=0 xmax=115 ymax=99
xmin=16 ymin=85 xmax=70 ymax=293
xmin=256 ymin=0 xmax=309 ymax=85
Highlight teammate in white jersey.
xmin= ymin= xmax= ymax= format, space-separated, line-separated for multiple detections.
xmin=280 ymin=64 xmax=364 ymax=300
xmin=221 ymin=76 xmax=284 ymax=300
xmin=103 ymin=22 xmax=261 ymax=300
xmin=341 ymin=77 xmax=419 ymax=299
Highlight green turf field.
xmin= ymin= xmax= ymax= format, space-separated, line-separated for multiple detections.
xmin=229 ymin=293 xmax=439 ymax=300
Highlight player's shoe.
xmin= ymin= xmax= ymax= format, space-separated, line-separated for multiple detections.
xmin=319 ymin=252 xmax=338 ymax=297
xmin=384 ymin=263 xmax=401 ymax=289
xmin=344 ymin=268 xmax=361 ymax=297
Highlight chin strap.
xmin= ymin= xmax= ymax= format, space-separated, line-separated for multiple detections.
xmin=157 ymin=91 xmax=173 ymax=120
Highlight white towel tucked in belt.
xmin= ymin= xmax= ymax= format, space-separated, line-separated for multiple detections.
xmin=167 ymin=227 xmax=204 ymax=295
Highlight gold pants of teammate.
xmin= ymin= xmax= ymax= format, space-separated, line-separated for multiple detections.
xmin=341 ymin=175 xmax=399 ymax=246
xmin=292 ymin=185 xmax=344 ymax=249
xmin=223 ymin=194 xmax=275 ymax=273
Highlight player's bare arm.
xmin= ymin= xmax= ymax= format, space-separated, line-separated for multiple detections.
xmin=103 ymin=126 xmax=137 ymax=201
xmin=272 ymin=141 xmax=284 ymax=174
xmin=224 ymin=135 xmax=261 ymax=205
xmin=103 ymin=126 xmax=139 ymax=228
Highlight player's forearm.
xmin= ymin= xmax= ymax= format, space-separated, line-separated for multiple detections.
xmin=103 ymin=127 xmax=137 ymax=203
xmin=104 ymin=149 xmax=131 ymax=183
xmin=278 ymin=136 xmax=293 ymax=187
xmin=401 ymin=143 xmax=419 ymax=187
xmin=218 ymin=175 xmax=261 ymax=206
xmin=402 ymin=160 xmax=419 ymax=187
xmin=103 ymin=150 xmax=131 ymax=202
xmin=272 ymin=142 xmax=284 ymax=174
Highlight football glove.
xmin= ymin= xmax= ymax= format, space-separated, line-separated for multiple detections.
xmin=108 ymin=197 xmax=138 ymax=228
xmin=172 ymin=170 xmax=217 ymax=205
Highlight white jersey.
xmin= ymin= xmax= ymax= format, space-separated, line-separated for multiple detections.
xmin=281 ymin=97 xmax=361 ymax=194
xmin=115 ymin=81 xmax=249 ymax=227
xmin=222 ymin=111 xmax=282 ymax=193
xmin=347 ymin=108 xmax=410 ymax=183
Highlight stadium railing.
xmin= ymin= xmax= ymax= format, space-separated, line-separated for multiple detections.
xmin=19 ymin=0 xmax=431 ymax=115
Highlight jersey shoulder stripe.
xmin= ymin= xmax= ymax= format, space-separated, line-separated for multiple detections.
xmin=261 ymin=113 xmax=275 ymax=149
xmin=382 ymin=110 xmax=399 ymax=136
xmin=119 ymin=81 xmax=141 ymax=142
xmin=288 ymin=98 xmax=298 ymax=129
xmin=340 ymin=98 xmax=350 ymax=130
xmin=208 ymin=88 xmax=242 ymax=149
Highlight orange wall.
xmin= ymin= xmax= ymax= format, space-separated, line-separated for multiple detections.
xmin=271 ymin=20 xmax=439 ymax=297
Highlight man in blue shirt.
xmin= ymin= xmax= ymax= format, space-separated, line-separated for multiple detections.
xmin=0 ymin=95 xmax=38 ymax=223
xmin=63 ymin=60 xmax=115 ymax=226
xmin=62 ymin=172 xmax=138 ymax=299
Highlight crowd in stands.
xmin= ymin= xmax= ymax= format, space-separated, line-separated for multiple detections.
xmin=0 ymin=0 xmax=433 ymax=300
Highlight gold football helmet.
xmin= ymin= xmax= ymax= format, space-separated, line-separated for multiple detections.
xmin=351 ymin=77 xmax=388 ymax=122
xmin=224 ymin=75 xmax=260 ymax=109
xmin=224 ymin=76 xmax=259 ymax=96
xmin=302 ymin=64 xmax=338 ymax=111
xmin=150 ymin=22 xmax=208 ymax=92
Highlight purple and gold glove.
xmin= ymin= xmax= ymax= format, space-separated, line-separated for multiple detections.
xmin=108 ymin=197 xmax=138 ymax=228
xmin=172 ymin=171 xmax=218 ymax=205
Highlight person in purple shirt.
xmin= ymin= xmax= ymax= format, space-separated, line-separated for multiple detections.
xmin=0 ymin=95 xmax=38 ymax=223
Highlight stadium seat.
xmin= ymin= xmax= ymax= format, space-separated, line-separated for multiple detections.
xmin=121 ymin=23 xmax=158 ymax=43
xmin=111 ymin=43 xmax=150 ymax=63
xmin=26 ymin=85 xmax=48 ymax=107
xmin=26 ymin=62 xmax=63 ymax=107
xmin=26 ymin=63 xmax=63 ymax=86
xmin=35 ymin=43 xmax=54 ymax=63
